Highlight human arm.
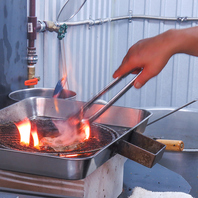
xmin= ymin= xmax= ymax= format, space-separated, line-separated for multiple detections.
xmin=113 ymin=26 xmax=198 ymax=89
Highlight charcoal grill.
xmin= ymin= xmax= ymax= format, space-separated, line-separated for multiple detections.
xmin=0 ymin=97 xmax=165 ymax=180
xmin=0 ymin=119 xmax=118 ymax=156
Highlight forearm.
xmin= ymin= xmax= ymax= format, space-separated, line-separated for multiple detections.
xmin=168 ymin=26 xmax=198 ymax=56
xmin=113 ymin=26 xmax=198 ymax=88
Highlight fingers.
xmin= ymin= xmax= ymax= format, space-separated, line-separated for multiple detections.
xmin=113 ymin=61 xmax=157 ymax=89
xmin=113 ymin=67 xmax=130 ymax=78
xmin=113 ymin=66 xmax=150 ymax=89
xmin=113 ymin=44 xmax=142 ymax=78
xmin=113 ymin=61 xmax=131 ymax=79
xmin=133 ymin=68 xmax=153 ymax=89
xmin=113 ymin=66 xmax=141 ymax=78
xmin=112 ymin=36 xmax=165 ymax=88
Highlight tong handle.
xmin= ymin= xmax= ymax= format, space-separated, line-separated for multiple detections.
xmin=82 ymin=71 xmax=141 ymax=124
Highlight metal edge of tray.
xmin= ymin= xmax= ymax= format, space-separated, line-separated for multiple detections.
xmin=0 ymin=97 xmax=152 ymax=180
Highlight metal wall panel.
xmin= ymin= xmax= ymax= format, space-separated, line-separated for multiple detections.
xmin=35 ymin=0 xmax=198 ymax=109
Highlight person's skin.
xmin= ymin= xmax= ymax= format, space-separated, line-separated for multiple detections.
xmin=113 ymin=26 xmax=198 ymax=89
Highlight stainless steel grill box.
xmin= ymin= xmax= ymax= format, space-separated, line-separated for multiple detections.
xmin=0 ymin=97 xmax=165 ymax=180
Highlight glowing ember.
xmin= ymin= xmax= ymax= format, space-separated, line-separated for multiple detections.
xmin=60 ymin=154 xmax=78 ymax=158
xmin=15 ymin=118 xmax=31 ymax=146
xmin=4 ymin=118 xmax=114 ymax=155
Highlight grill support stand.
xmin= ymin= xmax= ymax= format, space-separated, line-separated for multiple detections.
xmin=0 ymin=154 xmax=127 ymax=198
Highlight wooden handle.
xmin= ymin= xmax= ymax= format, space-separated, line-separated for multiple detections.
xmin=156 ymin=139 xmax=184 ymax=151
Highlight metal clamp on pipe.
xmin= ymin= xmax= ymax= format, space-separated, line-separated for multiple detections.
xmin=37 ymin=20 xmax=46 ymax=32
xmin=27 ymin=53 xmax=38 ymax=65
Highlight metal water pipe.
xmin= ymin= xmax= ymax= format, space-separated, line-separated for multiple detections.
xmin=27 ymin=0 xmax=39 ymax=87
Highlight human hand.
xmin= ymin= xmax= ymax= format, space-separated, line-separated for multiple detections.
xmin=113 ymin=31 xmax=175 ymax=88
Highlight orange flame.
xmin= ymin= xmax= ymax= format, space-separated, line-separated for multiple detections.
xmin=81 ymin=120 xmax=91 ymax=140
xmin=54 ymin=99 xmax=59 ymax=113
xmin=15 ymin=118 xmax=31 ymax=146
xmin=15 ymin=117 xmax=90 ymax=150
xmin=15 ymin=118 xmax=39 ymax=148
xmin=84 ymin=124 xmax=90 ymax=140
xmin=31 ymin=129 xmax=39 ymax=148
xmin=53 ymin=75 xmax=67 ymax=113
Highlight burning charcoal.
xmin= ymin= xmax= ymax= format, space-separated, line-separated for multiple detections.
xmin=0 ymin=118 xmax=118 ymax=156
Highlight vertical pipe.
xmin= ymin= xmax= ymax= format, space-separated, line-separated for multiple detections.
xmin=29 ymin=0 xmax=35 ymax=16
xmin=28 ymin=0 xmax=36 ymax=48
xmin=27 ymin=0 xmax=38 ymax=88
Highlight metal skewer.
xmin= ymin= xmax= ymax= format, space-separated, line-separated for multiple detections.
xmin=147 ymin=99 xmax=198 ymax=126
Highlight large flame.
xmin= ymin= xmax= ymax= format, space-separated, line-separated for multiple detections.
xmin=14 ymin=116 xmax=91 ymax=152
xmin=15 ymin=118 xmax=39 ymax=148
xmin=15 ymin=118 xmax=31 ymax=146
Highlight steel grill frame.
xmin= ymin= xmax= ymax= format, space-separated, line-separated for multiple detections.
xmin=0 ymin=97 xmax=165 ymax=180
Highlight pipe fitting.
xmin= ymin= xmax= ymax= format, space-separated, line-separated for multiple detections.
xmin=27 ymin=54 xmax=38 ymax=65
xmin=27 ymin=47 xmax=38 ymax=65
xmin=27 ymin=65 xmax=35 ymax=88
xmin=128 ymin=10 xmax=133 ymax=23
xmin=27 ymin=66 xmax=35 ymax=78
xmin=45 ymin=21 xmax=60 ymax=33
xmin=37 ymin=20 xmax=46 ymax=32
xmin=177 ymin=16 xmax=188 ymax=22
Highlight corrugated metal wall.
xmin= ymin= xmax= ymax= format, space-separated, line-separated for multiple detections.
xmin=34 ymin=0 xmax=198 ymax=109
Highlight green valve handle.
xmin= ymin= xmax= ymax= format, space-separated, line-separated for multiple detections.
xmin=57 ymin=24 xmax=67 ymax=40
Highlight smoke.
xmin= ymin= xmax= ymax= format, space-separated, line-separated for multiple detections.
xmin=40 ymin=119 xmax=86 ymax=151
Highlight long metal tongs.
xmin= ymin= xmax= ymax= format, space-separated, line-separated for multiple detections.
xmin=73 ymin=71 xmax=141 ymax=126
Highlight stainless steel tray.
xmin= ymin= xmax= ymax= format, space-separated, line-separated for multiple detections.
xmin=0 ymin=97 xmax=164 ymax=180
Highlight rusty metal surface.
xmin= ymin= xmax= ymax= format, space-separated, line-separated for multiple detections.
xmin=116 ymin=131 xmax=165 ymax=168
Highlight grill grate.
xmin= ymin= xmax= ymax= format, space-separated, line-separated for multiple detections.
xmin=0 ymin=117 xmax=118 ymax=156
